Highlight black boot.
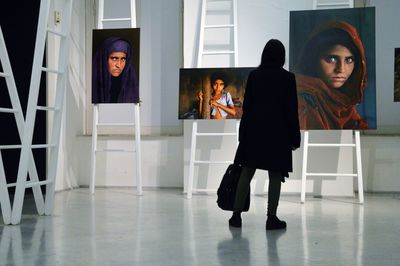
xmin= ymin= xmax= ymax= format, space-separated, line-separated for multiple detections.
xmin=229 ymin=211 xmax=242 ymax=228
xmin=266 ymin=214 xmax=286 ymax=230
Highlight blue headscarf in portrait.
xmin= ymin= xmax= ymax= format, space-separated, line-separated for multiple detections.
xmin=92 ymin=37 xmax=139 ymax=103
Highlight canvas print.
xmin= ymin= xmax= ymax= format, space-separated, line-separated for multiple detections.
xmin=179 ymin=68 xmax=254 ymax=119
xmin=289 ymin=7 xmax=376 ymax=129
xmin=92 ymin=28 xmax=140 ymax=104
xmin=395 ymin=48 xmax=400 ymax=102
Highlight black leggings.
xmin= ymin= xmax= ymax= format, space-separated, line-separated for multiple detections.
xmin=233 ymin=166 xmax=282 ymax=215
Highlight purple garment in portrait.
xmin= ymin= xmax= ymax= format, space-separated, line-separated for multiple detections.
xmin=92 ymin=37 xmax=139 ymax=103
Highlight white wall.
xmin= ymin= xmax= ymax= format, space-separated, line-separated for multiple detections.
xmin=52 ymin=0 xmax=183 ymax=190
xmin=49 ymin=0 xmax=86 ymax=191
xmin=184 ymin=0 xmax=314 ymax=68
xmin=76 ymin=136 xmax=183 ymax=188
xmin=85 ymin=0 xmax=183 ymax=136
xmin=367 ymin=0 xmax=400 ymax=132
xmin=49 ymin=0 xmax=400 ymax=194
xmin=183 ymin=0 xmax=355 ymax=197
xmin=362 ymin=136 xmax=400 ymax=192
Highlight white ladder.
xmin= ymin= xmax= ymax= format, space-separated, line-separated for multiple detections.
xmin=300 ymin=0 xmax=363 ymax=204
xmin=90 ymin=0 xmax=142 ymax=195
xmin=9 ymin=0 xmax=74 ymax=224
xmin=187 ymin=0 xmax=240 ymax=198
xmin=197 ymin=0 xmax=239 ymax=67
xmin=0 ymin=26 xmax=26 ymax=225
xmin=300 ymin=131 xmax=364 ymax=203
xmin=1 ymin=25 xmax=47 ymax=225
xmin=98 ymin=0 xmax=137 ymax=28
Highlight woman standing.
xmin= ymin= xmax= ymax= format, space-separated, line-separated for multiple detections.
xmin=230 ymin=39 xmax=301 ymax=230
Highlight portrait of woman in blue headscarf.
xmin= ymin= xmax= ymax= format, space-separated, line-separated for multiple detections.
xmin=92 ymin=36 xmax=139 ymax=104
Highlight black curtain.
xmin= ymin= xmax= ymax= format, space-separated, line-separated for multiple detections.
xmin=0 ymin=0 xmax=47 ymax=193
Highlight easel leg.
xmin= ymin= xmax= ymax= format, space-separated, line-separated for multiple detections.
xmin=134 ymin=104 xmax=143 ymax=196
xmin=187 ymin=120 xmax=197 ymax=199
xmin=301 ymin=130 xmax=309 ymax=203
xmin=355 ymin=130 xmax=364 ymax=203
xmin=235 ymin=120 xmax=240 ymax=147
xmin=90 ymin=105 xmax=98 ymax=194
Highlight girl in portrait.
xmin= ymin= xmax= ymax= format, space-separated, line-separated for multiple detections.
xmin=294 ymin=20 xmax=368 ymax=129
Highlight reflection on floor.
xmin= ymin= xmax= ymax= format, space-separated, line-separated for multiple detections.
xmin=1 ymin=188 xmax=400 ymax=266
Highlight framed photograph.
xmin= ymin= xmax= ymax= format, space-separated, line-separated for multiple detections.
xmin=179 ymin=68 xmax=254 ymax=119
xmin=92 ymin=28 xmax=140 ymax=104
xmin=290 ymin=7 xmax=376 ymax=129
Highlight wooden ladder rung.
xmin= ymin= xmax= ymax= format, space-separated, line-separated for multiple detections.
xmin=0 ymin=144 xmax=57 ymax=150
xmin=308 ymin=143 xmax=356 ymax=147
xmin=36 ymin=105 xmax=59 ymax=111
xmin=306 ymin=173 xmax=357 ymax=177
xmin=316 ymin=2 xmax=352 ymax=7
xmin=0 ymin=107 xmax=18 ymax=113
xmin=102 ymin=18 xmax=132 ymax=22
xmin=196 ymin=132 xmax=237 ymax=136
xmin=25 ymin=180 xmax=53 ymax=188
xmin=0 ymin=72 xmax=10 ymax=77
xmin=6 ymin=180 xmax=53 ymax=188
xmin=0 ymin=144 xmax=22 ymax=150
xmin=41 ymin=67 xmax=63 ymax=74
xmin=202 ymin=50 xmax=235 ymax=55
xmin=97 ymin=123 xmax=135 ymax=127
xmin=31 ymin=144 xmax=56 ymax=149
xmin=95 ymin=149 xmax=135 ymax=153
xmin=204 ymin=24 xmax=234 ymax=29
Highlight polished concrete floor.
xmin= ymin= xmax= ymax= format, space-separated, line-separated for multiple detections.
xmin=1 ymin=188 xmax=400 ymax=266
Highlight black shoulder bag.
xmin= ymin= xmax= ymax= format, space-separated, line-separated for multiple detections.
xmin=216 ymin=164 xmax=250 ymax=211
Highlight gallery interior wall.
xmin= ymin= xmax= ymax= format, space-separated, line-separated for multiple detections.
xmin=46 ymin=0 xmax=400 ymax=192
xmin=182 ymin=0 xmax=400 ymax=194
xmin=53 ymin=0 xmax=184 ymax=190
xmin=84 ymin=0 xmax=182 ymax=136
xmin=369 ymin=0 xmax=400 ymax=132
xmin=182 ymin=0 xmax=355 ymax=196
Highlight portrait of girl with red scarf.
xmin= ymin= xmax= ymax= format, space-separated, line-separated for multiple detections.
xmin=293 ymin=20 xmax=369 ymax=129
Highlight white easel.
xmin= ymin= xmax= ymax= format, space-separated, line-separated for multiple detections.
xmin=300 ymin=0 xmax=363 ymax=203
xmin=90 ymin=0 xmax=142 ymax=195
xmin=186 ymin=0 xmax=239 ymax=198
xmin=300 ymin=130 xmax=364 ymax=203
xmin=186 ymin=120 xmax=239 ymax=198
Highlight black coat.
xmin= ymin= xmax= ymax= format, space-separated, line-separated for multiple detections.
xmin=235 ymin=66 xmax=301 ymax=174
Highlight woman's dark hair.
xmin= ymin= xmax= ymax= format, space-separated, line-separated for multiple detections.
xmin=295 ymin=28 xmax=360 ymax=77
xmin=260 ymin=39 xmax=286 ymax=68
